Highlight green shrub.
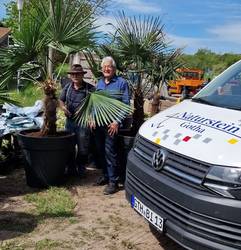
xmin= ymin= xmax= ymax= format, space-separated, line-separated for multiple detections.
xmin=11 ymin=83 xmax=43 ymax=106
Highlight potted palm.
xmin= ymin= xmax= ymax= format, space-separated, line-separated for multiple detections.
xmin=0 ymin=0 xmax=132 ymax=188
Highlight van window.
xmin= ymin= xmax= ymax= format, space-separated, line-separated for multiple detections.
xmin=193 ymin=61 xmax=241 ymax=110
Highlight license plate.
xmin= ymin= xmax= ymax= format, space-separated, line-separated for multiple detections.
xmin=131 ymin=195 xmax=164 ymax=231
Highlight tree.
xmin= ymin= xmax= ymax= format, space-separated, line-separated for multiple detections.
xmin=2 ymin=0 xmax=107 ymax=32
xmin=149 ymin=48 xmax=184 ymax=116
xmin=181 ymin=49 xmax=241 ymax=80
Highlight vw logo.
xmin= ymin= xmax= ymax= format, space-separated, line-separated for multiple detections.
xmin=152 ymin=149 xmax=167 ymax=171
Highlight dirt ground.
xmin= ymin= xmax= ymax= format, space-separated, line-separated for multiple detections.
xmin=0 ymin=166 xmax=184 ymax=250
xmin=0 ymin=100 xmax=184 ymax=250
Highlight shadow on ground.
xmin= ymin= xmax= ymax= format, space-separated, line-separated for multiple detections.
xmin=0 ymin=211 xmax=38 ymax=241
xmin=149 ymin=224 xmax=185 ymax=250
xmin=0 ymin=167 xmax=39 ymax=199
xmin=0 ymin=164 xmax=102 ymax=198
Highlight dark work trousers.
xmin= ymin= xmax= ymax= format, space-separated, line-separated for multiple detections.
xmin=65 ymin=118 xmax=90 ymax=172
xmin=94 ymin=126 xmax=119 ymax=184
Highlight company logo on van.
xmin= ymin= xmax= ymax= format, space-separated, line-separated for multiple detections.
xmin=164 ymin=112 xmax=241 ymax=138
xmin=152 ymin=149 xmax=167 ymax=171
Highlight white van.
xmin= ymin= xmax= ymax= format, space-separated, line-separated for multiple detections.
xmin=125 ymin=60 xmax=241 ymax=250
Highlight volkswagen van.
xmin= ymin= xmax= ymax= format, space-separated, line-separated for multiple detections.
xmin=125 ymin=60 xmax=241 ymax=250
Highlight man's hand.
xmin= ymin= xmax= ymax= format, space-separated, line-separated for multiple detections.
xmin=62 ymin=106 xmax=71 ymax=117
xmin=88 ymin=119 xmax=96 ymax=131
xmin=59 ymin=100 xmax=71 ymax=117
xmin=108 ymin=121 xmax=119 ymax=136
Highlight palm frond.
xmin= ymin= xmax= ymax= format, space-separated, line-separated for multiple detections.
xmin=83 ymin=50 xmax=102 ymax=80
xmin=112 ymin=11 xmax=167 ymax=66
xmin=74 ymin=91 xmax=133 ymax=127
xmin=33 ymin=0 xmax=102 ymax=52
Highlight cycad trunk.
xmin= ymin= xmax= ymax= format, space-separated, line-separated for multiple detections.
xmin=40 ymin=80 xmax=58 ymax=136
xmin=131 ymin=90 xmax=144 ymax=135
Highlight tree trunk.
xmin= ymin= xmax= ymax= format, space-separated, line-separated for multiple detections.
xmin=48 ymin=47 xmax=53 ymax=78
xmin=150 ymin=92 xmax=161 ymax=116
xmin=131 ymin=90 xmax=144 ymax=135
xmin=40 ymin=79 xmax=58 ymax=136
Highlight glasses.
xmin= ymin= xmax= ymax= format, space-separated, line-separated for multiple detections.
xmin=102 ymin=65 xmax=114 ymax=69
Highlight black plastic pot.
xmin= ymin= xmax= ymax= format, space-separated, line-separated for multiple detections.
xmin=117 ymin=129 xmax=135 ymax=184
xmin=17 ymin=129 xmax=75 ymax=188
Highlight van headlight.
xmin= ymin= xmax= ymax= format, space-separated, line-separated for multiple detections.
xmin=203 ymin=166 xmax=241 ymax=199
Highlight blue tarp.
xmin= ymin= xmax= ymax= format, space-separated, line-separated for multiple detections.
xmin=0 ymin=100 xmax=43 ymax=136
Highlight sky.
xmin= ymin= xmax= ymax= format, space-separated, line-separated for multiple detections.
xmin=1 ymin=0 xmax=241 ymax=54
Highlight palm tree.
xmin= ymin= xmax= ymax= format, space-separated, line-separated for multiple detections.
xmin=86 ymin=12 xmax=182 ymax=135
xmin=0 ymin=0 xmax=131 ymax=136
xmin=149 ymin=48 xmax=184 ymax=116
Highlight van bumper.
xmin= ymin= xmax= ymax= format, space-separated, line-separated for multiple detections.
xmin=125 ymin=149 xmax=241 ymax=250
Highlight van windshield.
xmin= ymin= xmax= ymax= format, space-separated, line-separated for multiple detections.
xmin=193 ymin=60 xmax=241 ymax=110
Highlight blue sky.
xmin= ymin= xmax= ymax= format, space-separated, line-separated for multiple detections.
xmin=1 ymin=0 xmax=241 ymax=54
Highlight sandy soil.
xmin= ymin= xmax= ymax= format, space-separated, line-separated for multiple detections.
xmin=0 ymin=166 xmax=185 ymax=250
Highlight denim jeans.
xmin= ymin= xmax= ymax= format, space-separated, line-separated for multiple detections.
xmin=65 ymin=118 xmax=90 ymax=172
xmin=94 ymin=126 xmax=119 ymax=184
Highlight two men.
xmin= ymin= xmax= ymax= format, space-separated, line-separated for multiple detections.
xmin=60 ymin=57 xmax=130 ymax=195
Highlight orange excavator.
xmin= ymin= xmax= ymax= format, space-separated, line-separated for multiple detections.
xmin=168 ymin=68 xmax=205 ymax=95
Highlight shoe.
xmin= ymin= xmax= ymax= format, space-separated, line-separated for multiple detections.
xmin=103 ymin=182 xmax=118 ymax=195
xmin=95 ymin=176 xmax=109 ymax=186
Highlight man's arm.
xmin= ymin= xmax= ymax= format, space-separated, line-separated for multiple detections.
xmin=122 ymin=80 xmax=130 ymax=105
xmin=59 ymin=100 xmax=71 ymax=117
xmin=59 ymin=84 xmax=69 ymax=102
xmin=59 ymin=84 xmax=71 ymax=117
xmin=108 ymin=79 xmax=131 ymax=135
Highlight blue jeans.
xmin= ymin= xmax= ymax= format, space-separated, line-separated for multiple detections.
xmin=65 ymin=118 xmax=90 ymax=172
xmin=94 ymin=126 xmax=119 ymax=184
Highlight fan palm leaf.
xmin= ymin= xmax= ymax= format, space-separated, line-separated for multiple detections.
xmin=33 ymin=0 xmax=101 ymax=53
xmin=150 ymin=48 xmax=184 ymax=89
xmin=112 ymin=12 xmax=167 ymax=66
xmin=74 ymin=91 xmax=133 ymax=128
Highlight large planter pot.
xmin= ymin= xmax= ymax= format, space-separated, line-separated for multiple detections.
xmin=117 ymin=129 xmax=135 ymax=184
xmin=17 ymin=129 xmax=75 ymax=188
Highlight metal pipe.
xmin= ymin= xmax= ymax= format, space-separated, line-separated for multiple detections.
xmin=16 ymin=0 xmax=24 ymax=92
